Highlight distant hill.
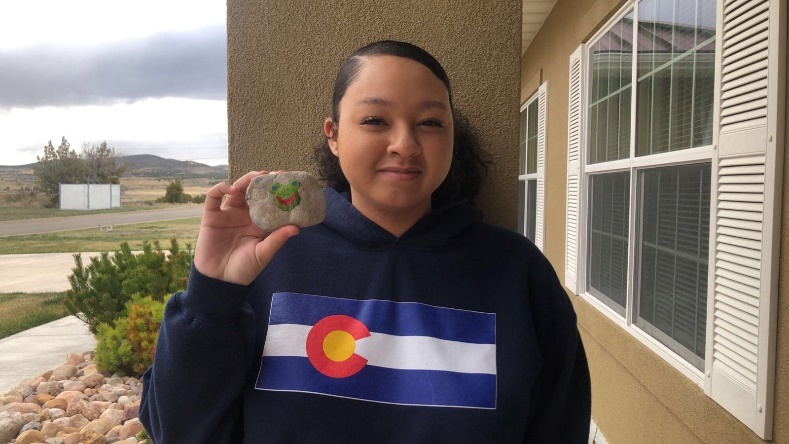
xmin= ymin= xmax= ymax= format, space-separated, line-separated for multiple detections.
xmin=118 ymin=154 xmax=228 ymax=178
xmin=0 ymin=154 xmax=228 ymax=179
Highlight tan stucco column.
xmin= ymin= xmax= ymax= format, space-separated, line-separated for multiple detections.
xmin=227 ymin=0 xmax=521 ymax=229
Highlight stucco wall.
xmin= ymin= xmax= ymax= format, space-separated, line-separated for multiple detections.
xmin=227 ymin=0 xmax=521 ymax=230
xmin=521 ymin=0 xmax=788 ymax=442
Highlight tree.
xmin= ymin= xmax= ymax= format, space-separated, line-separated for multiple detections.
xmin=35 ymin=137 xmax=127 ymax=207
xmin=82 ymin=141 xmax=126 ymax=184
xmin=35 ymin=137 xmax=88 ymax=206
xmin=160 ymin=179 xmax=192 ymax=203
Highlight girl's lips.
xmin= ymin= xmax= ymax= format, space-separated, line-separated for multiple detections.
xmin=379 ymin=168 xmax=422 ymax=181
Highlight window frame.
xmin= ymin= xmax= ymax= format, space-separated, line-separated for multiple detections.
xmin=576 ymin=0 xmax=720 ymax=385
xmin=518 ymin=83 xmax=547 ymax=250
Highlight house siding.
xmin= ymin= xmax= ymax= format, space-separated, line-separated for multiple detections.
xmin=521 ymin=0 xmax=788 ymax=442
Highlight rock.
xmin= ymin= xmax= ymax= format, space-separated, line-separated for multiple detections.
xmin=118 ymin=418 xmax=143 ymax=440
xmin=83 ymin=401 xmax=111 ymax=421
xmin=23 ymin=394 xmax=40 ymax=404
xmin=36 ymin=393 xmax=55 ymax=405
xmin=0 ymin=402 xmax=40 ymax=414
xmin=63 ymin=381 xmax=86 ymax=392
xmin=62 ymin=431 xmax=82 ymax=444
xmin=67 ymin=413 xmax=90 ymax=428
xmin=40 ymin=370 xmax=54 ymax=380
xmin=37 ymin=381 xmax=62 ymax=397
xmin=0 ymin=394 xmax=23 ymax=404
xmin=247 ymin=171 xmax=326 ymax=231
xmin=48 ymin=408 xmax=66 ymax=420
xmin=0 ymin=411 xmax=26 ymax=443
xmin=15 ymin=429 xmax=46 ymax=444
xmin=43 ymin=398 xmax=68 ymax=410
xmin=82 ymin=372 xmax=104 ymax=388
xmin=100 ymin=408 xmax=125 ymax=427
xmin=55 ymin=390 xmax=86 ymax=404
xmin=66 ymin=354 xmax=85 ymax=366
xmin=122 ymin=401 xmax=140 ymax=421
xmin=65 ymin=397 xmax=88 ymax=417
xmin=45 ymin=438 xmax=66 ymax=444
xmin=80 ymin=427 xmax=107 ymax=444
xmin=41 ymin=421 xmax=62 ymax=437
xmin=83 ymin=417 xmax=113 ymax=435
xmin=20 ymin=420 xmax=42 ymax=432
xmin=49 ymin=365 xmax=78 ymax=381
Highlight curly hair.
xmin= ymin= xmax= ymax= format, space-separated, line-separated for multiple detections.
xmin=314 ymin=40 xmax=492 ymax=205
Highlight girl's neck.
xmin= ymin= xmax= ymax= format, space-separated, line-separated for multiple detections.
xmin=350 ymin=197 xmax=431 ymax=238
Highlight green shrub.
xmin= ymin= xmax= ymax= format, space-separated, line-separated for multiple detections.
xmin=191 ymin=193 xmax=206 ymax=204
xmin=95 ymin=294 xmax=167 ymax=377
xmin=157 ymin=178 xmax=192 ymax=203
xmin=64 ymin=238 xmax=193 ymax=333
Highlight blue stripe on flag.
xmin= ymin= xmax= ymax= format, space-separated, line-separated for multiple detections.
xmin=257 ymin=356 xmax=496 ymax=409
xmin=268 ymin=292 xmax=495 ymax=344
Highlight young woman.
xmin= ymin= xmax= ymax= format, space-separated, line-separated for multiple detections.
xmin=140 ymin=40 xmax=591 ymax=443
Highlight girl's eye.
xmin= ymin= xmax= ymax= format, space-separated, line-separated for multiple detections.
xmin=361 ymin=116 xmax=385 ymax=125
xmin=420 ymin=118 xmax=444 ymax=128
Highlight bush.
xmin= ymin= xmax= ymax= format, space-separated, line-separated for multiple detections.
xmin=191 ymin=193 xmax=206 ymax=204
xmin=64 ymin=238 xmax=193 ymax=333
xmin=95 ymin=294 xmax=167 ymax=377
xmin=158 ymin=178 xmax=192 ymax=203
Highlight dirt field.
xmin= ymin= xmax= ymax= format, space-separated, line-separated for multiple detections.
xmin=0 ymin=168 xmax=220 ymax=206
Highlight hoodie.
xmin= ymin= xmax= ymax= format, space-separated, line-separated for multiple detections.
xmin=140 ymin=188 xmax=591 ymax=443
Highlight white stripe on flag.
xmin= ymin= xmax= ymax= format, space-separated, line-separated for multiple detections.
xmin=264 ymin=324 xmax=496 ymax=375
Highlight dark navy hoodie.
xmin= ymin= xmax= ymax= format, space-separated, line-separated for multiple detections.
xmin=140 ymin=188 xmax=591 ymax=443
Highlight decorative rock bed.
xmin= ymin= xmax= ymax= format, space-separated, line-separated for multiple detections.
xmin=0 ymin=351 xmax=149 ymax=444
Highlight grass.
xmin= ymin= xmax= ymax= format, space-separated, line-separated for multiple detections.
xmin=0 ymin=217 xmax=201 ymax=254
xmin=0 ymin=292 xmax=70 ymax=340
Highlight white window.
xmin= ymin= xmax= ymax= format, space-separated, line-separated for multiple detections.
xmin=518 ymin=83 xmax=547 ymax=250
xmin=564 ymin=0 xmax=784 ymax=439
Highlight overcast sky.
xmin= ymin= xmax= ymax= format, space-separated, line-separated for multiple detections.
xmin=0 ymin=1 xmax=228 ymax=166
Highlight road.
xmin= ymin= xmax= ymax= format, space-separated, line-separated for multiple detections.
xmin=0 ymin=205 xmax=204 ymax=237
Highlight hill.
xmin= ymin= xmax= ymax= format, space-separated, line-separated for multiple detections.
xmin=0 ymin=154 xmax=228 ymax=180
xmin=118 ymin=154 xmax=227 ymax=178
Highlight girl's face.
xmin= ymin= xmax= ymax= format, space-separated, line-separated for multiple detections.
xmin=325 ymin=55 xmax=454 ymax=224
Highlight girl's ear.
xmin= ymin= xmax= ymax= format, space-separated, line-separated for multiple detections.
xmin=323 ymin=118 xmax=339 ymax=157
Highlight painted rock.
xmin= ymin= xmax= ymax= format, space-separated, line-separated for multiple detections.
xmin=246 ymin=171 xmax=326 ymax=232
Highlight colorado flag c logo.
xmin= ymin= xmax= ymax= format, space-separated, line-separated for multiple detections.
xmin=306 ymin=315 xmax=370 ymax=378
xmin=257 ymin=292 xmax=497 ymax=409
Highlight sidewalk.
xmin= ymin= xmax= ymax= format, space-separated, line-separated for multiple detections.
xmin=0 ymin=253 xmax=102 ymax=393
xmin=0 ymin=316 xmax=95 ymax=393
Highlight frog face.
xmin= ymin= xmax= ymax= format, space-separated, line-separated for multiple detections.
xmin=269 ymin=179 xmax=302 ymax=211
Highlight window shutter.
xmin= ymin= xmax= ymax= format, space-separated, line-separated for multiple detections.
xmin=535 ymin=82 xmax=548 ymax=251
xmin=565 ymin=45 xmax=585 ymax=294
xmin=705 ymin=0 xmax=784 ymax=438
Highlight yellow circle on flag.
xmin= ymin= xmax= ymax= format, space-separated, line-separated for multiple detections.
xmin=323 ymin=330 xmax=356 ymax=362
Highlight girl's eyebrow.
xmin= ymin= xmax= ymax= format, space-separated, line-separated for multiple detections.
xmin=356 ymin=97 xmax=448 ymax=110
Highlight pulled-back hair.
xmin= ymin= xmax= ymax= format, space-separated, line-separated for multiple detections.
xmin=314 ymin=40 xmax=491 ymax=205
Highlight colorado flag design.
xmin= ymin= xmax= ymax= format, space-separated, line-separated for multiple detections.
xmin=256 ymin=292 xmax=497 ymax=409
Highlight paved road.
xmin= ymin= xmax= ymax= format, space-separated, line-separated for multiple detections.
xmin=0 ymin=205 xmax=204 ymax=237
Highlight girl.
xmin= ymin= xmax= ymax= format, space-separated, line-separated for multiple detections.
xmin=141 ymin=40 xmax=590 ymax=443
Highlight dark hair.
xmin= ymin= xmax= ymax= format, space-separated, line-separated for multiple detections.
xmin=314 ymin=40 xmax=491 ymax=205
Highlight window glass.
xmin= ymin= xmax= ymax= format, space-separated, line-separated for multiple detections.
xmin=527 ymin=100 xmax=539 ymax=174
xmin=635 ymin=0 xmax=716 ymax=156
xmin=589 ymin=172 xmax=630 ymax=314
xmin=637 ymin=164 xmax=711 ymax=369
xmin=526 ymin=180 xmax=537 ymax=242
xmin=588 ymin=11 xmax=633 ymax=164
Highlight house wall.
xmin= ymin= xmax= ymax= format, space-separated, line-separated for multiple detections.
xmin=226 ymin=0 xmax=522 ymax=230
xmin=520 ymin=0 xmax=789 ymax=442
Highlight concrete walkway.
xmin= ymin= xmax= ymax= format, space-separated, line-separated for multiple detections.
xmin=0 ymin=316 xmax=95 ymax=393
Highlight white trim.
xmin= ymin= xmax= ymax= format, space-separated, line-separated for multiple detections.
xmin=580 ymin=291 xmax=706 ymax=386
xmin=519 ymin=83 xmax=547 ymax=251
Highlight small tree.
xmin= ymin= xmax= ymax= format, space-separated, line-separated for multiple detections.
xmin=82 ymin=141 xmax=126 ymax=184
xmin=160 ymin=179 xmax=192 ymax=203
xmin=35 ymin=137 xmax=88 ymax=206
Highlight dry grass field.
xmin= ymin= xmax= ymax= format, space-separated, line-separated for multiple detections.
xmin=0 ymin=167 xmax=220 ymax=208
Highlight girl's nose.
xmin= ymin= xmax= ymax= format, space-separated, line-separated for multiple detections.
xmin=387 ymin=126 xmax=421 ymax=158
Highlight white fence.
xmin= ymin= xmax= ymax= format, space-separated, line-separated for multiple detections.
xmin=59 ymin=184 xmax=121 ymax=210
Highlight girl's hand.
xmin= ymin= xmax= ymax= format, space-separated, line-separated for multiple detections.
xmin=194 ymin=170 xmax=299 ymax=285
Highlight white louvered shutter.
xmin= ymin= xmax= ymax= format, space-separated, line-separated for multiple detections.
xmin=535 ymin=82 xmax=547 ymax=251
xmin=705 ymin=0 xmax=784 ymax=439
xmin=565 ymin=45 xmax=585 ymax=294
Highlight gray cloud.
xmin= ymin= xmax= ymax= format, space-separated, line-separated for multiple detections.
xmin=0 ymin=26 xmax=226 ymax=108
